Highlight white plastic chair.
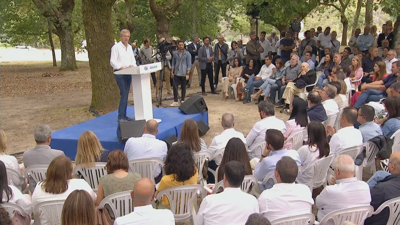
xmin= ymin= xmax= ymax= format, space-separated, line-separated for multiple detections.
xmin=391 ymin=129 xmax=400 ymax=152
xmin=336 ymin=145 xmax=362 ymax=160
xmin=156 ymin=184 xmax=203 ymax=224
xmin=285 ymin=127 xmax=306 ymax=150
xmin=356 ymin=141 xmax=380 ymax=180
xmin=257 ymin=171 xmax=277 ymax=190
xmin=297 ymin=73 xmax=319 ymax=100
xmin=271 ymin=213 xmax=315 ymax=225
xmin=128 ymin=158 xmax=164 ymax=185
xmin=193 ymin=151 xmax=211 ymax=186
xmin=6 ymin=167 xmax=26 ymax=191
xmin=248 ymin=141 xmax=266 ymax=159
xmin=325 ymin=112 xmax=339 ymax=128
xmin=241 ymin=175 xmax=261 ymax=198
xmin=300 ymin=155 xmax=334 ymax=191
xmin=207 ymin=166 xmax=219 ymax=184
xmin=318 ymin=205 xmax=373 ymax=225
xmin=98 ymin=191 xmax=133 ymax=218
xmin=1 ymin=202 xmax=31 ymax=221
xmin=211 ymin=180 xmax=225 ymax=194
xmin=24 ymin=165 xmax=48 ymax=183
xmin=73 ymin=162 xmax=107 ymax=192
xmin=34 ymin=200 xmax=65 ymax=225
xmin=371 ymin=196 xmax=400 ymax=225
xmin=334 ymin=108 xmax=343 ymax=131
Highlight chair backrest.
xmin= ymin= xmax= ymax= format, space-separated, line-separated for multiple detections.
xmin=211 ymin=180 xmax=225 ymax=194
xmin=261 ymin=171 xmax=277 ymax=187
xmin=271 ymin=213 xmax=315 ymax=225
xmin=98 ymin=191 xmax=133 ymax=218
xmin=156 ymin=184 xmax=203 ymax=222
xmin=128 ymin=158 xmax=164 ymax=185
xmin=34 ymin=200 xmax=65 ymax=225
xmin=325 ymin=113 xmax=338 ymax=128
xmin=24 ymin=165 xmax=48 ymax=183
xmin=319 ymin=205 xmax=373 ymax=225
xmin=193 ymin=151 xmax=211 ymax=185
xmin=391 ymin=129 xmax=400 ymax=152
xmin=371 ymin=196 xmax=400 ymax=225
xmin=73 ymin=162 xmax=107 ymax=192
xmin=241 ymin=175 xmax=261 ymax=197
xmin=336 ymin=145 xmax=362 ymax=160
xmin=334 ymin=108 xmax=343 ymax=131
xmin=285 ymin=128 xmax=306 ymax=150
xmin=301 ymin=155 xmax=334 ymax=191
xmin=248 ymin=141 xmax=266 ymax=158
xmin=1 ymin=202 xmax=29 ymax=218
xmin=6 ymin=167 xmax=24 ymax=189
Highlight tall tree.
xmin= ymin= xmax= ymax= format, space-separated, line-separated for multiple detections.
xmin=82 ymin=0 xmax=119 ymax=113
xmin=149 ymin=0 xmax=184 ymax=39
xmin=351 ymin=0 xmax=363 ymax=35
xmin=321 ymin=0 xmax=352 ymax=45
xmin=365 ymin=0 xmax=374 ymax=27
xmin=32 ymin=0 xmax=78 ymax=71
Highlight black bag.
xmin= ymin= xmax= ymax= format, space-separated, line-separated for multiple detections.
xmin=294 ymin=79 xmax=307 ymax=89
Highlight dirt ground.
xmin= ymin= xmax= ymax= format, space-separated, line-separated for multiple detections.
xmin=0 ymin=61 xmax=288 ymax=157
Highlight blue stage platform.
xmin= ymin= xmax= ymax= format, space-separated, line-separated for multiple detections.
xmin=50 ymin=107 xmax=208 ymax=159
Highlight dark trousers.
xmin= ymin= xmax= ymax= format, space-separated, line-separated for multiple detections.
xmin=151 ymin=72 xmax=156 ymax=87
xmin=114 ymin=74 xmax=132 ymax=120
xmin=207 ymin=160 xmax=218 ymax=183
xmin=172 ymin=75 xmax=187 ymax=102
xmin=318 ymin=49 xmax=325 ymax=61
xmin=361 ymin=76 xmax=373 ymax=84
xmin=201 ymin=63 xmax=214 ymax=92
xmin=214 ymin=60 xmax=227 ymax=86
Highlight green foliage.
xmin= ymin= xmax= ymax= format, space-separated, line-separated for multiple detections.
xmin=379 ymin=0 xmax=399 ymax=18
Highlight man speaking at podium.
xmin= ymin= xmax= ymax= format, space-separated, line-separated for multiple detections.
xmin=110 ymin=29 xmax=137 ymax=122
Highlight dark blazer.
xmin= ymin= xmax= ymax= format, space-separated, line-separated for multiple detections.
xmin=188 ymin=42 xmax=201 ymax=64
xmin=198 ymin=45 xmax=213 ymax=70
xmin=213 ymin=43 xmax=229 ymax=62
xmin=377 ymin=32 xmax=394 ymax=48
xmin=246 ymin=39 xmax=264 ymax=64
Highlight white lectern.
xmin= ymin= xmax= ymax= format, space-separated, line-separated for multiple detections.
xmin=115 ymin=62 xmax=162 ymax=122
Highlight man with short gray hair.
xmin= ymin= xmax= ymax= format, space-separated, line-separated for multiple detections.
xmin=385 ymin=49 xmax=398 ymax=74
xmin=318 ymin=84 xmax=339 ymax=117
xmin=23 ymin=124 xmax=64 ymax=168
xmin=208 ymin=113 xmax=246 ymax=166
xmin=316 ymin=155 xmax=370 ymax=224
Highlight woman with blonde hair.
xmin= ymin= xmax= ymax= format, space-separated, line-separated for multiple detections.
xmin=75 ymin=131 xmax=109 ymax=166
xmin=372 ymin=61 xmax=388 ymax=82
xmin=176 ymin=119 xmax=207 ymax=152
xmin=349 ymin=56 xmax=363 ymax=91
xmin=61 ymin=190 xmax=96 ymax=225
xmin=0 ymin=130 xmax=24 ymax=187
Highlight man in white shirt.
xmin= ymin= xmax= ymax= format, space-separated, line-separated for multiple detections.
xmin=385 ymin=50 xmax=398 ymax=74
xmin=246 ymin=101 xmax=286 ymax=158
xmin=208 ymin=113 xmax=246 ymax=166
xmin=317 ymin=27 xmax=332 ymax=58
xmin=114 ymin=178 xmax=175 ymax=225
xmin=259 ymin=31 xmax=272 ymax=60
xmin=110 ymin=29 xmax=137 ymax=121
xmin=326 ymin=107 xmax=363 ymax=155
xmin=319 ymin=84 xmax=339 ymax=117
xmin=316 ymin=155 xmax=371 ymax=223
xmin=197 ymin=161 xmax=259 ymax=225
xmin=258 ymin=156 xmax=314 ymax=222
xmin=124 ymin=120 xmax=167 ymax=182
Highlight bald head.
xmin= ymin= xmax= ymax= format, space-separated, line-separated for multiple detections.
xmin=389 ymin=151 xmax=399 ymax=174
xmin=301 ymin=62 xmax=310 ymax=72
xmin=333 ymin=155 xmax=355 ymax=179
xmin=131 ymin=178 xmax=155 ymax=206
xmin=144 ymin=119 xmax=158 ymax=135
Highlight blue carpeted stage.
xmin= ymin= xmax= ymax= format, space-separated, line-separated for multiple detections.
xmin=50 ymin=107 xmax=208 ymax=159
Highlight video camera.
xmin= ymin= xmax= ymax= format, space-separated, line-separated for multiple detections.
xmin=156 ymin=40 xmax=173 ymax=55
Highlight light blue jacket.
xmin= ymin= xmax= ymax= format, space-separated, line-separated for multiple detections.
xmin=171 ymin=50 xmax=191 ymax=76
xmin=356 ymin=34 xmax=373 ymax=51
xmin=381 ymin=117 xmax=400 ymax=138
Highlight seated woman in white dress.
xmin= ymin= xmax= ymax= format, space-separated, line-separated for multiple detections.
xmin=0 ymin=130 xmax=25 ymax=188
xmin=32 ymin=155 xmax=96 ymax=225
xmin=221 ymin=58 xmax=245 ymax=99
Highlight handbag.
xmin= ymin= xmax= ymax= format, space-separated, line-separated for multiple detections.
xmin=294 ymin=78 xmax=307 ymax=89
xmin=236 ymin=82 xmax=243 ymax=99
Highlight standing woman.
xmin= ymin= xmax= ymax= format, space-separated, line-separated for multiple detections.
xmin=283 ymin=97 xmax=309 ymax=150
xmin=293 ymin=32 xmax=301 ymax=54
xmin=75 ymin=131 xmax=109 ymax=167
xmin=227 ymin=41 xmax=244 ymax=67
xmin=222 ymin=58 xmax=245 ymax=99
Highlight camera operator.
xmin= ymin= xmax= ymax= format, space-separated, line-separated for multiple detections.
xmin=156 ymin=37 xmax=172 ymax=96
xmin=170 ymin=40 xmax=191 ymax=107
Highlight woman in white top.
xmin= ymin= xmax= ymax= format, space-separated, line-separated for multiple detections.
xmin=283 ymin=97 xmax=308 ymax=150
xmin=175 ymin=119 xmax=208 ymax=152
xmin=32 ymin=155 xmax=96 ymax=225
xmin=0 ymin=130 xmax=24 ymax=187
xmin=0 ymin=161 xmax=32 ymax=215
xmin=296 ymin=121 xmax=330 ymax=185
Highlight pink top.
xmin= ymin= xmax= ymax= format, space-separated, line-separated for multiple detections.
xmin=351 ymin=67 xmax=363 ymax=91
xmin=284 ymin=119 xmax=302 ymax=150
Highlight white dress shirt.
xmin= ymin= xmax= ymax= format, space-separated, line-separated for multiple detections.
xmin=322 ymin=99 xmax=339 ymax=116
xmin=197 ymin=188 xmax=259 ymax=225
xmin=296 ymin=145 xmax=320 ymax=185
xmin=114 ymin=205 xmax=175 ymax=225
xmin=208 ymin=128 xmax=247 ymax=165
xmin=385 ymin=58 xmax=398 ymax=74
xmin=316 ymin=177 xmax=371 ymax=223
xmin=246 ymin=116 xmax=286 ymax=159
xmin=258 ymin=183 xmax=314 ymax=222
xmin=2 ymin=185 xmax=32 ymax=214
xmin=329 ymin=126 xmax=363 ymax=155
xmin=110 ymin=41 xmax=137 ymax=71
xmin=124 ymin=134 xmax=168 ymax=177
xmin=318 ymin=33 xmax=332 ymax=49
xmin=259 ymin=39 xmax=272 ymax=59
xmin=256 ymin=63 xmax=276 ymax=81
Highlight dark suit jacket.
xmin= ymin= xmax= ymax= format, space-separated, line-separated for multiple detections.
xmin=188 ymin=42 xmax=201 ymax=64
xmin=246 ymin=39 xmax=264 ymax=64
xmin=377 ymin=32 xmax=394 ymax=48
xmin=198 ymin=45 xmax=213 ymax=70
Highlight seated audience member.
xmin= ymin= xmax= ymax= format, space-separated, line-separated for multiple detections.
xmin=336 ymin=78 xmax=349 ymax=107
xmin=0 ymin=130 xmax=24 ymax=187
xmin=378 ymin=39 xmax=390 ymax=58
xmin=75 ymin=131 xmax=109 ymax=166
xmin=0 ymin=161 xmax=32 ymax=215
xmin=367 ymin=151 xmax=398 ymax=188
xmin=115 ymin=178 xmax=175 ymax=225
xmin=316 ymin=53 xmax=334 ymax=88
xmin=32 ymin=156 xmax=96 ymax=225
xmin=246 ymin=101 xmax=286 ymax=159
xmin=296 ymin=122 xmax=330 ymax=185
xmin=254 ymin=129 xmax=301 ymax=190
xmin=175 ymin=118 xmax=208 ymax=152
xmin=300 ymin=46 xmax=317 ymax=64
xmin=0 ymin=207 xmax=12 ymax=225
xmin=365 ymin=152 xmax=400 ymax=225
xmin=316 ymin=155 xmax=371 ymax=223
xmin=242 ymin=59 xmax=258 ymax=83
xmin=377 ymin=96 xmax=400 ymax=138
xmin=217 ymin=138 xmax=252 ymax=182
xmin=278 ymin=62 xmax=317 ymax=111
xmin=222 ymin=58 xmax=245 ymax=99
xmin=385 ymin=50 xmax=398 ymax=74
xmin=372 ymin=61 xmax=388 ymax=82
xmin=61 ymin=190 xmax=95 ymax=225
xmin=349 ymin=56 xmax=363 ymax=91
xmin=362 ymin=47 xmax=382 ymax=83
xmin=96 ymin=150 xmax=141 ymax=205
xmin=307 ymin=91 xmax=328 ymax=122
xmin=124 ymin=119 xmax=167 ymax=183
xmin=341 ymin=47 xmax=352 ymax=67
xmin=333 ymin=53 xmax=345 ymax=67
xmin=326 ymin=107 xmax=363 ymax=155
xmin=197 ymin=161 xmax=259 ymax=225
xmin=367 ymin=81 xmax=400 ymax=113
xmin=330 ymin=81 xmax=344 ymax=109
xmin=23 ymin=124 xmax=64 ymax=168
xmin=317 ymin=47 xmax=332 ymax=67
xmin=355 ymin=61 xmax=400 ymax=109
xmin=303 ymin=51 xmax=315 ymax=70
xmin=284 ymin=97 xmax=308 ymax=149
xmin=245 ymin=213 xmax=271 ymax=225
xmin=381 ymin=47 xmax=389 ymax=60
xmin=156 ymin=143 xmax=198 ymax=207
xmin=258 ymin=157 xmax=314 ymax=222
xmin=319 ymin=84 xmax=339 ymax=117
xmin=357 ymin=105 xmax=383 ymax=142
xmin=243 ymin=55 xmax=276 ymax=103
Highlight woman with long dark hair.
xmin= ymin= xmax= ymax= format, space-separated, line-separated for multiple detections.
xmin=283 ymin=96 xmax=308 ymax=150
xmin=379 ymin=97 xmax=400 ymax=138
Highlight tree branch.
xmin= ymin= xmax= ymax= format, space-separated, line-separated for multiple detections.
xmin=149 ymin=0 xmax=161 ymax=19
xmin=320 ymin=2 xmax=340 ymax=11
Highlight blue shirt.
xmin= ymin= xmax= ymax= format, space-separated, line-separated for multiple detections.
xmin=381 ymin=117 xmax=400 ymax=138
xmin=357 ymin=34 xmax=373 ymax=51
xmin=359 ymin=121 xmax=383 ymax=142
xmin=306 ymin=59 xmax=315 ymax=70
xmin=254 ymin=149 xmax=301 ymax=190
xmin=171 ymin=50 xmax=192 ymax=76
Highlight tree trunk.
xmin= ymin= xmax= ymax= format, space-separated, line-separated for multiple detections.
xmin=341 ymin=13 xmax=349 ymax=46
xmin=149 ymin=0 xmax=184 ymax=40
xmin=48 ymin=19 xmax=57 ymax=67
xmin=82 ymin=0 xmax=119 ymax=113
xmin=365 ymin=0 xmax=373 ymax=27
xmin=125 ymin=0 xmax=134 ymax=33
xmin=276 ymin=24 xmax=289 ymax=33
xmin=351 ymin=0 xmax=362 ymax=36
xmin=155 ymin=18 xmax=171 ymax=39
xmin=394 ymin=15 xmax=400 ymax=46
xmin=192 ymin=0 xmax=197 ymax=37
xmin=249 ymin=17 xmax=256 ymax=32
xmin=57 ymin=27 xmax=77 ymax=71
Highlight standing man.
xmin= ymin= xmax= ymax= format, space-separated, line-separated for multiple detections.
xmin=377 ymin=24 xmax=394 ymax=48
xmin=170 ymin=40 xmax=191 ymax=107
xmin=246 ymin=31 xmax=264 ymax=72
xmin=187 ymin=36 xmax=201 ymax=88
xmin=280 ymin=30 xmax=295 ymax=63
xmin=155 ymin=37 xmax=172 ymax=96
xmin=110 ymin=29 xmax=137 ymax=122
xmin=131 ymin=42 xmax=140 ymax=66
xmin=357 ymin=26 xmax=373 ymax=54
xmin=259 ymin=31 xmax=272 ymax=64
xmin=198 ymin=37 xmax=217 ymax=96
xmin=268 ymin=30 xmax=279 ymax=58
xmin=317 ymin=27 xmax=332 ymax=60
xmin=299 ymin=30 xmax=317 ymax=57
xmin=140 ymin=38 xmax=156 ymax=88
xmin=213 ymin=35 xmax=229 ymax=89
xmin=330 ymin=31 xmax=340 ymax=54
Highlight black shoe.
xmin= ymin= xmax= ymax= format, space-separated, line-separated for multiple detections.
xmin=211 ymin=91 xmax=218 ymax=94
xmin=243 ymin=99 xmax=250 ymax=104
xmin=124 ymin=116 xmax=134 ymax=121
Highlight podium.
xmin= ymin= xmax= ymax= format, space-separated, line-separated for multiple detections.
xmin=115 ymin=62 xmax=162 ymax=122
